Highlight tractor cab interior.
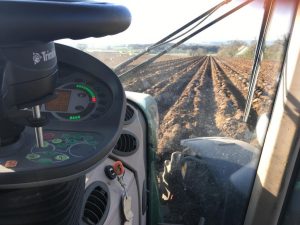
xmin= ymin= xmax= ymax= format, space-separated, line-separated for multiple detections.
xmin=0 ymin=1 xmax=300 ymax=225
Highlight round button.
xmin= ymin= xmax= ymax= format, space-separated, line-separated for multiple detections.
xmin=52 ymin=138 xmax=63 ymax=144
xmin=54 ymin=154 xmax=70 ymax=161
xmin=43 ymin=141 xmax=50 ymax=147
xmin=104 ymin=165 xmax=117 ymax=180
xmin=44 ymin=132 xmax=55 ymax=140
xmin=26 ymin=153 xmax=40 ymax=160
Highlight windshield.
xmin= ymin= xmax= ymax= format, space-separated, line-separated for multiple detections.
xmin=58 ymin=0 xmax=297 ymax=224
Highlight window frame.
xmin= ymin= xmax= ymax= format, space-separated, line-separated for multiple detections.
xmin=244 ymin=1 xmax=300 ymax=224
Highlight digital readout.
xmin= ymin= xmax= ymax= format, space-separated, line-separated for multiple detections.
xmin=45 ymin=90 xmax=71 ymax=112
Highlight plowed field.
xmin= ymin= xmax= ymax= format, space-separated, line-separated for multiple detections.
xmin=121 ymin=56 xmax=280 ymax=154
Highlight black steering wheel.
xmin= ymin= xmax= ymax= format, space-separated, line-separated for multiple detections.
xmin=0 ymin=0 xmax=131 ymax=45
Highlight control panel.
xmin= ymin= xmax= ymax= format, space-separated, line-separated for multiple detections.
xmin=0 ymin=44 xmax=125 ymax=187
xmin=42 ymin=79 xmax=112 ymax=121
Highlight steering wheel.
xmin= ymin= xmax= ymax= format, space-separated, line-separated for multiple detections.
xmin=0 ymin=0 xmax=131 ymax=45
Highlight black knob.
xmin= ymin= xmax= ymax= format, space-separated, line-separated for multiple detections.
xmin=104 ymin=165 xmax=117 ymax=180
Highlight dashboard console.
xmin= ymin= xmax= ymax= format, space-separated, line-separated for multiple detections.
xmin=0 ymin=44 xmax=125 ymax=187
xmin=0 ymin=43 xmax=151 ymax=225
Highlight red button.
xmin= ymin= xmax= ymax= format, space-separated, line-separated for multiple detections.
xmin=44 ymin=132 xmax=55 ymax=140
xmin=4 ymin=160 xmax=18 ymax=168
xmin=113 ymin=161 xmax=125 ymax=176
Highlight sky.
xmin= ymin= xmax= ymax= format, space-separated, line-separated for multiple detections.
xmin=59 ymin=0 xmax=295 ymax=47
xmin=106 ymin=0 xmax=264 ymax=42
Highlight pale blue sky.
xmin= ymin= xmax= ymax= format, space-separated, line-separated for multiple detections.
xmin=59 ymin=0 xmax=292 ymax=47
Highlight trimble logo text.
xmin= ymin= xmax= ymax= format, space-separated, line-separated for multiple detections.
xmin=33 ymin=50 xmax=56 ymax=65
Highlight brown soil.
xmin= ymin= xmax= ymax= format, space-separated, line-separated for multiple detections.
xmin=121 ymin=56 xmax=280 ymax=153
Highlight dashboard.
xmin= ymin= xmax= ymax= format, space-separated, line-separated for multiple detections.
xmin=0 ymin=43 xmax=150 ymax=225
xmin=0 ymin=44 xmax=125 ymax=187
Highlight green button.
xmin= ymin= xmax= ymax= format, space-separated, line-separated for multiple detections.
xmin=52 ymin=138 xmax=63 ymax=144
xmin=43 ymin=141 xmax=49 ymax=148
xmin=54 ymin=154 xmax=70 ymax=161
xmin=26 ymin=153 xmax=40 ymax=160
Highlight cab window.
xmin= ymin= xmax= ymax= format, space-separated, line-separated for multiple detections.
xmin=61 ymin=0 xmax=297 ymax=224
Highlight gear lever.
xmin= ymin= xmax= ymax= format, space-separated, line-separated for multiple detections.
xmin=0 ymin=42 xmax=57 ymax=146
xmin=32 ymin=105 xmax=44 ymax=148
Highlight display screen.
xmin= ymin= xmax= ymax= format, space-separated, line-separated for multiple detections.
xmin=45 ymin=90 xmax=71 ymax=112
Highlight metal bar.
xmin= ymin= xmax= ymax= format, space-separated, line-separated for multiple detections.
xmin=32 ymin=105 xmax=44 ymax=148
xmin=147 ymin=3 xmax=223 ymax=51
xmin=243 ymin=0 xmax=275 ymax=122
xmin=114 ymin=0 xmax=230 ymax=73
xmin=119 ymin=0 xmax=254 ymax=79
